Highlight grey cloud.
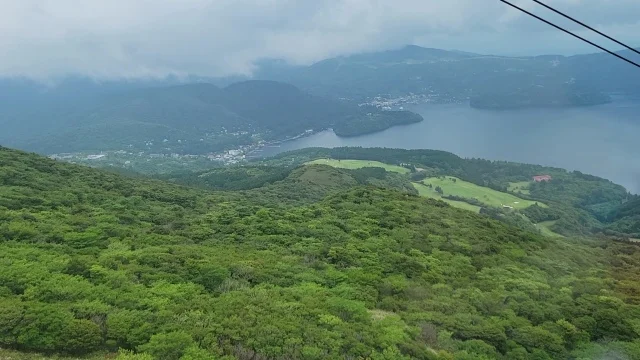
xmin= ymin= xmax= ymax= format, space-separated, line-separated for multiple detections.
xmin=0 ymin=0 xmax=638 ymax=79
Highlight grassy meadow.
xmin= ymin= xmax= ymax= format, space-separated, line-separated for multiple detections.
xmin=508 ymin=181 xmax=532 ymax=195
xmin=422 ymin=177 xmax=546 ymax=209
xmin=412 ymin=182 xmax=482 ymax=213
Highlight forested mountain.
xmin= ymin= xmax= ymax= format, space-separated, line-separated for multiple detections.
xmin=567 ymin=48 xmax=640 ymax=96
xmin=0 ymin=80 xmax=422 ymax=155
xmin=0 ymin=76 xmax=217 ymax=146
xmin=256 ymin=45 xmax=640 ymax=108
xmin=2 ymin=145 xmax=640 ymax=360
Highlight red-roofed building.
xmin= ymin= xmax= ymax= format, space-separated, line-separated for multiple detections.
xmin=533 ymin=175 xmax=552 ymax=182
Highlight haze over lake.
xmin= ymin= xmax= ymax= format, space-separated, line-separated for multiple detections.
xmin=259 ymin=99 xmax=640 ymax=193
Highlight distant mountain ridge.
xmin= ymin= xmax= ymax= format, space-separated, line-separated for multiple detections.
xmin=312 ymin=45 xmax=476 ymax=67
xmin=255 ymin=45 xmax=640 ymax=108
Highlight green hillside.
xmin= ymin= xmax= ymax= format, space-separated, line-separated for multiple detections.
xmin=302 ymin=158 xmax=538 ymax=211
xmin=163 ymin=164 xmax=417 ymax=206
xmin=606 ymin=197 xmax=640 ymax=237
xmin=262 ymin=148 xmax=633 ymax=238
xmin=300 ymin=157 xmax=561 ymax=233
xmin=1 ymin=146 xmax=640 ymax=360
xmin=537 ymin=221 xmax=564 ymax=238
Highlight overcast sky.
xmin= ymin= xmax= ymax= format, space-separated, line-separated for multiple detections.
xmin=2 ymin=0 xmax=639 ymax=79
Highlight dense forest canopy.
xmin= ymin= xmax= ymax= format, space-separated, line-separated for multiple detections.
xmin=1 ymin=146 xmax=640 ymax=360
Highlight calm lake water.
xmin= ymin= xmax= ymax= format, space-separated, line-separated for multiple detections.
xmin=258 ymin=100 xmax=640 ymax=193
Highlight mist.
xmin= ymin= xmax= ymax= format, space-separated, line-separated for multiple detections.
xmin=2 ymin=0 xmax=640 ymax=80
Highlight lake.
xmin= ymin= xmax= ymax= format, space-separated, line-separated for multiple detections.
xmin=258 ymin=99 xmax=640 ymax=193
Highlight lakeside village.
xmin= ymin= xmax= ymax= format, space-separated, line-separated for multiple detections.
xmin=359 ymin=91 xmax=469 ymax=109
xmin=48 ymin=91 xmax=467 ymax=169
xmin=48 ymin=129 xmax=316 ymax=168
xmin=50 ymin=148 xmax=249 ymax=166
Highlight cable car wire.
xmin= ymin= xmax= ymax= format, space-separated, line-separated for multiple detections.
xmin=531 ymin=0 xmax=640 ymax=57
xmin=499 ymin=0 xmax=640 ymax=69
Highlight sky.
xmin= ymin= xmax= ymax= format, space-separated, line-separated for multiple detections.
xmin=1 ymin=0 xmax=639 ymax=79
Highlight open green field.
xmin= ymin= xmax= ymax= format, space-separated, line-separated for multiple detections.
xmin=422 ymin=177 xmax=546 ymax=209
xmin=537 ymin=220 xmax=564 ymax=238
xmin=508 ymin=181 xmax=532 ymax=195
xmin=306 ymin=159 xmax=410 ymax=174
xmin=413 ymin=182 xmax=482 ymax=213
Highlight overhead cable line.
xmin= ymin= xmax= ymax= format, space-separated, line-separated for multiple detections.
xmin=498 ymin=0 xmax=640 ymax=69
xmin=531 ymin=0 xmax=640 ymax=57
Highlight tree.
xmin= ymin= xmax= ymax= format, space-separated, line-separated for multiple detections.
xmin=61 ymin=319 xmax=103 ymax=354
xmin=15 ymin=304 xmax=73 ymax=352
xmin=115 ymin=349 xmax=154 ymax=360
xmin=107 ymin=309 xmax=156 ymax=348
xmin=0 ymin=298 xmax=24 ymax=347
xmin=180 ymin=345 xmax=218 ymax=360
xmin=435 ymin=186 xmax=444 ymax=195
xmin=138 ymin=331 xmax=195 ymax=360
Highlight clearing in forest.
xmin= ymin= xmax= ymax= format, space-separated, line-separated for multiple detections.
xmin=418 ymin=177 xmax=546 ymax=210
xmin=537 ymin=220 xmax=564 ymax=238
xmin=305 ymin=159 xmax=410 ymax=174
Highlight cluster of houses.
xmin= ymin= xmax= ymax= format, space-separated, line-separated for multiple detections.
xmin=206 ymin=149 xmax=246 ymax=164
xmin=360 ymin=94 xmax=435 ymax=110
